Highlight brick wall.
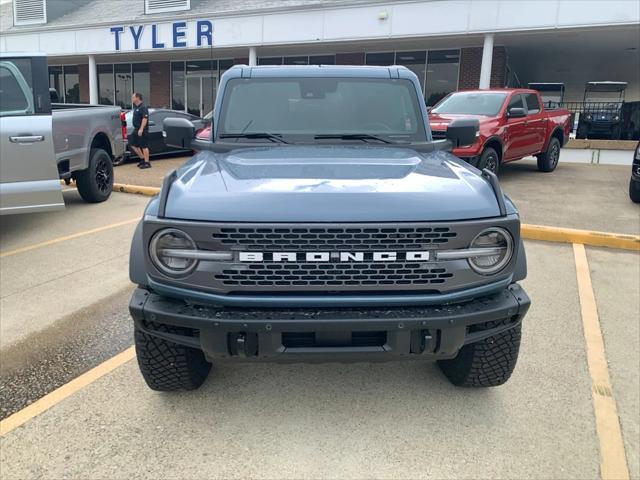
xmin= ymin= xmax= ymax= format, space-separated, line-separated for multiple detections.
xmin=458 ymin=46 xmax=506 ymax=90
xmin=336 ymin=52 xmax=365 ymax=65
xmin=78 ymin=64 xmax=89 ymax=103
xmin=150 ymin=61 xmax=170 ymax=108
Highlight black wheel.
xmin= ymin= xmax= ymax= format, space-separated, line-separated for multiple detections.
xmin=536 ymin=137 xmax=561 ymax=172
xmin=135 ymin=323 xmax=211 ymax=391
xmin=630 ymin=179 xmax=640 ymax=203
xmin=477 ymin=147 xmax=500 ymax=174
xmin=76 ymin=148 xmax=113 ymax=203
xmin=438 ymin=323 xmax=522 ymax=388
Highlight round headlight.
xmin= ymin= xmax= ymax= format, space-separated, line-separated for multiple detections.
xmin=149 ymin=228 xmax=198 ymax=277
xmin=468 ymin=227 xmax=514 ymax=275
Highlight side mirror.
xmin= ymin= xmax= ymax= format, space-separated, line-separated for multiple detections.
xmin=163 ymin=117 xmax=195 ymax=149
xmin=507 ymin=107 xmax=526 ymax=118
xmin=445 ymin=118 xmax=479 ymax=148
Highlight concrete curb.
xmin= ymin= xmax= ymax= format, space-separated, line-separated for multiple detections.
xmin=521 ymin=224 xmax=639 ymax=252
xmin=110 ymin=183 xmax=640 ymax=251
xmin=113 ymin=183 xmax=160 ymax=196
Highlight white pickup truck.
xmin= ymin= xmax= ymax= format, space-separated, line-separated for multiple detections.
xmin=0 ymin=52 xmax=126 ymax=214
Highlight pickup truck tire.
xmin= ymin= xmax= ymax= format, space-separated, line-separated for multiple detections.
xmin=536 ymin=137 xmax=560 ymax=172
xmin=630 ymin=179 xmax=640 ymax=203
xmin=437 ymin=323 xmax=521 ymax=387
xmin=478 ymin=147 xmax=500 ymax=174
xmin=76 ymin=148 xmax=113 ymax=203
xmin=134 ymin=323 xmax=211 ymax=391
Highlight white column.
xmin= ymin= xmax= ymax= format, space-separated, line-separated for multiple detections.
xmin=479 ymin=34 xmax=494 ymax=89
xmin=88 ymin=54 xmax=98 ymax=105
xmin=248 ymin=47 xmax=257 ymax=66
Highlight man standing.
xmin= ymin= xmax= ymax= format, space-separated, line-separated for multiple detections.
xmin=130 ymin=93 xmax=151 ymax=169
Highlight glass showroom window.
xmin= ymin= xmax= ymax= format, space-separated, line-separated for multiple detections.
xmin=395 ymin=51 xmax=427 ymax=94
xmin=48 ymin=65 xmax=79 ymax=103
xmin=63 ymin=65 xmax=79 ymax=103
xmin=48 ymin=66 xmax=63 ymax=100
xmin=97 ymin=63 xmax=149 ymax=108
xmin=425 ymin=50 xmax=459 ymax=106
xmin=132 ymin=63 xmax=150 ymax=106
xmin=309 ymin=54 xmax=335 ymax=65
xmin=171 ymin=61 xmax=186 ymax=111
xmin=172 ymin=60 xmax=231 ymax=117
xmin=114 ymin=64 xmax=133 ymax=109
xmin=97 ymin=64 xmax=114 ymax=105
xmin=365 ymin=52 xmax=394 ymax=66
xmin=280 ymin=55 xmax=336 ymax=66
xmin=258 ymin=57 xmax=283 ymax=66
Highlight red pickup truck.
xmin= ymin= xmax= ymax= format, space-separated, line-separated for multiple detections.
xmin=429 ymin=89 xmax=571 ymax=174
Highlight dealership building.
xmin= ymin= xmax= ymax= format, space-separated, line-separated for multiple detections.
xmin=1 ymin=0 xmax=638 ymax=118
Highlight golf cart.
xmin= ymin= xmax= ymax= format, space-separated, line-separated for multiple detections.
xmin=528 ymin=83 xmax=565 ymax=109
xmin=577 ymin=81 xmax=627 ymax=140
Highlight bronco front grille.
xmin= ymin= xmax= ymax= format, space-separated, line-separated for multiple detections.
xmin=215 ymin=262 xmax=453 ymax=288
xmin=211 ymin=226 xmax=457 ymax=251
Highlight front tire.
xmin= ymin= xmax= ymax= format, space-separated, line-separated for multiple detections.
xmin=536 ymin=137 xmax=561 ymax=172
xmin=76 ymin=148 xmax=113 ymax=203
xmin=438 ymin=323 xmax=522 ymax=387
xmin=477 ymin=147 xmax=500 ymax=174
xmin=135 ymin=323 xmax=211 ymax=391
xmin=630 ymin=179 xmax=640 ymax=203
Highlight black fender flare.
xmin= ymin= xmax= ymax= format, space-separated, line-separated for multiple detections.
xmin=482 ymin=135 xmax=504 ymax=159
xmin=513 ymin=238 xmax=527 ymax=282
xmin=129 ymin=221 xmax=148 ymax=287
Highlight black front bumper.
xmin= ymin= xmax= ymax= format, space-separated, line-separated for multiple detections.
xmin=129 ymin=284 xmax=530 ymax=363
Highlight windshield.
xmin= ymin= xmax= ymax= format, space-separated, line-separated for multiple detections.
xmin=218 ymin=77 xmax=426 ymax=143
xmin=432 ymin=92 xmax=507 ymax=116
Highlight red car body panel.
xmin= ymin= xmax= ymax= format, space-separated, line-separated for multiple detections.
xmin=429 ymin=89 xmax=572 ymax=165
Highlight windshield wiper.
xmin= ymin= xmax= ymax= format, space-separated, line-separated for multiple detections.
xmin=219 ymin=133 xmax=289 ymax=144
xmin=314 ymin=133 xmax=392 ymax=144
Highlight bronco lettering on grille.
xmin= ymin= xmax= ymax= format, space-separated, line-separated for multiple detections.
xmin=238 ymin=251 xmax=431 ymax=262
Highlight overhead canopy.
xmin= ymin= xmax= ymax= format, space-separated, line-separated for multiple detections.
xmin=585 ymin=81 xmax=628 ymax=92
xmin=528 ymin=83 xmax=565 ymax=92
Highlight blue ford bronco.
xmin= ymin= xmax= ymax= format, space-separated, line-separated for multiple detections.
xmin=129 ymin=65 xmax=530 ymax=391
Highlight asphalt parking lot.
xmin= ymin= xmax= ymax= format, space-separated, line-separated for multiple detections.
xmin=0 ymin=162 xmax=639 ymax=479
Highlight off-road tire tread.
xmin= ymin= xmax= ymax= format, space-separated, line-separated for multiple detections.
xmin=630 ymin=179 xmax=640 ymax=203
xmin=438 ymin=323 xmax=521 ymax=387
xmin=135 ymin=323 xmax=211 ymax=391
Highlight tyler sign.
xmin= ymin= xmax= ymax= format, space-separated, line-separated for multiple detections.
xmin=109 ymin=20 xmax=213 ymax=51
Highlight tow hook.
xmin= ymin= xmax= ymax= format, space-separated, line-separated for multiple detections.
xmin=228 ymin=332 xmax=258 ymax=357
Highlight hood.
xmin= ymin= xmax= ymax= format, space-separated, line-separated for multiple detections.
xmin=160 ymin=145 xmax=506 ymax=222
xmin=429 ymin=113 xmax=495 ymax=131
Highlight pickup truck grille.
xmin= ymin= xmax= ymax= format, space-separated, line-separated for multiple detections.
xmin=215 ymin=262 xmax=454 ymax=288
xmin=212 ymin=226 xmax=457 ymax=251
xmin=431 ymin=130 xmax=447 ymax=140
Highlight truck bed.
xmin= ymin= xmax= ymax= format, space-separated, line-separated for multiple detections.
xmin=52 ymin=104 xmax=125 ymax=176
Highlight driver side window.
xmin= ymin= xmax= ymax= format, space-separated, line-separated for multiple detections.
xmin=507 ymin=94 xmax=524 ymax=111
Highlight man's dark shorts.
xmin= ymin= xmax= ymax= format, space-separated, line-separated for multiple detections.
xmin=129 ymin=132 xmax=149 ymax=149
